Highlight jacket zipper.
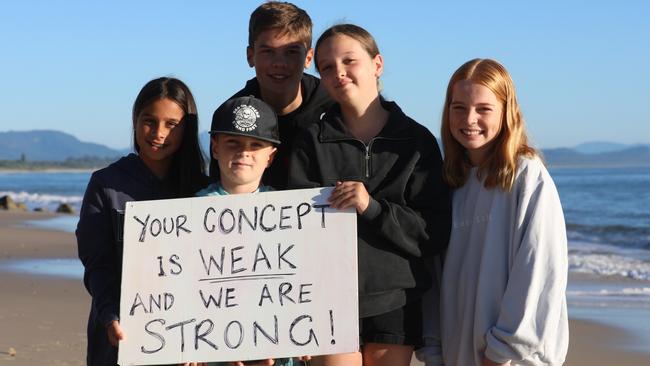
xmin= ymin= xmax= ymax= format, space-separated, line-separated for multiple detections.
xmin=364 ymin=141 xmax=374 ymax=178
xmin=322 ymin=135 xmax=405 ymax=180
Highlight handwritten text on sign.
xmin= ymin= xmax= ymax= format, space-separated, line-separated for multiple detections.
xmin=118 ymin=188 xmax=359 ymax=365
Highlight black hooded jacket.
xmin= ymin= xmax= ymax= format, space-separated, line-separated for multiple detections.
xmin=76 ymin=154 xmax=177 ymax=365
xmin=288 ymin=100 xmax=452 ymax=317
xmin=209 ymin=73 xmax=334 ymax=189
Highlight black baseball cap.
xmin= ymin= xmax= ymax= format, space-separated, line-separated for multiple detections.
xmin=210 ymin=96 xmax=280 ymax=145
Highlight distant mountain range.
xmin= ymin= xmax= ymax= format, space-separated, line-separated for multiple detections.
xmin=571 ymin=141 xmax=633 ymax=154
xmin=1 ymin=130 xmax=649 ymax=167
xmin=0 ymin=130 xmax=126 ymax=161
xmin=542 ymin=145 xmax=650 ymax=167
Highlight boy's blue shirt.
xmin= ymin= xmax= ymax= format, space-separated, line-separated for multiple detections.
xmin=197 ymin=182 xmax=273 ymax=196
xmin=196 ymin=181 xmax=293 ymax=366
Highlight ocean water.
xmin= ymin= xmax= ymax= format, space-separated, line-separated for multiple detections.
xmin=0 ymin=170 xmax=90 ymax=212
xmin=0 ymin=171 xmax=89 ymax=279
xmin=0 ymin=258 xmax=82 ymax=279
xmin=550 ymin=167 xmax=650 ymax=283
xmin=551 ymin=166 xmax=650 ymax=308
xmin=552 ymin=167 xmax=650 ymax=251
xmin=1 ymin=167 xmax=650 ymax=306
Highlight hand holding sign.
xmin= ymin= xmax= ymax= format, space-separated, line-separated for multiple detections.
xmin=107 ymin=320 xmax=125 ymax=347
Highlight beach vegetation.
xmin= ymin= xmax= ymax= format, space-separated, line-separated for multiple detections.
xmin=0 ymin=155 xmax=118 ymax=171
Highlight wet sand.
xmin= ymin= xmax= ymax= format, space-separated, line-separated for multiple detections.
xmin=0 ymin=211 xmax=87 ymax=366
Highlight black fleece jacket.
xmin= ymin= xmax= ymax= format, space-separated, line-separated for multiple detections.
xmin=288 ymin=100 xmax=452 ymax=317
xmin=209 ymin=73 xmax=334 ymax=189
xmin=76 ymin=154 xmax=177 ymax=366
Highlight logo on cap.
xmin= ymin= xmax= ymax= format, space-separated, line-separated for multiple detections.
xmin=232 ymin=105 xmax=259 ymax=132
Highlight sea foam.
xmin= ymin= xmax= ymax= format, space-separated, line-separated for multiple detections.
xmin=0 ymin=190 xmax=82 ymax=211
xmin=569 ymin=240 xmax=650 ymax=281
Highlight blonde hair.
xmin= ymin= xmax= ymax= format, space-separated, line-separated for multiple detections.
xmin=441 ymin=58 xmax=537 ymax=191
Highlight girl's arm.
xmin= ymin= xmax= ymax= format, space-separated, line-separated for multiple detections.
xmin=107 ymin=320 xmax=125 ymax=346
xmin=76 ymin=174 xmax=121 ymax=333
xmin=415 ymin=256 xmax=445 ymax=366
xmin=484 ymin=162 xmax=568 ymax=364
xmin=289 ymin=128 xmax=451 ymax=258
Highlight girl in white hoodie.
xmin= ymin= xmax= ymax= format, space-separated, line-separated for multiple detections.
xmin=418 ymin=58 xmax=569 ymax=366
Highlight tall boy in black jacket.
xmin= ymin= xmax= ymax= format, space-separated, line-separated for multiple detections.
xmin=209 ymin=1 xmax=333 ymax=189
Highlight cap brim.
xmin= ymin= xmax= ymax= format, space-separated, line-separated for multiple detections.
xmin=208 ymin=130 xmax=281 ymax=145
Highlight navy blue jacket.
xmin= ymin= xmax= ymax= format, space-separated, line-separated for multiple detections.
xmin=288 ymin=101 xmax=452 ymax=317
xmin=76 ymin=154 xmax=177 ymax=365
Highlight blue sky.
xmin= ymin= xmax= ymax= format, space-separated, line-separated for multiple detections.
xmin=1 ymin=0 xmax=648 ymax=149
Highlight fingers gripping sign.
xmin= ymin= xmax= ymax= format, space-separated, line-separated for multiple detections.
xmin=328 ymin=181 xmax=370 ymax=214
xmin=107 ymin=320 xmax=125 ymax=347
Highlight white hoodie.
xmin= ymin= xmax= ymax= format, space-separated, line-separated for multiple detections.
xmin=418 ymin=157 xmax=569 ymax=366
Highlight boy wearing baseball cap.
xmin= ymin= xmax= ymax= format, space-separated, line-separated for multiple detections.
xmin=196 ymin=95 xmax=299 ymax=366
xmin=198 ymin=96 xmax=280 ymax=196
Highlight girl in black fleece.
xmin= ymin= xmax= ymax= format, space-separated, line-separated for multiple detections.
xmin=76 ymin=77 xmax=207 ymax=366
xmin=288 ymin=24 xmax=451 ymax=366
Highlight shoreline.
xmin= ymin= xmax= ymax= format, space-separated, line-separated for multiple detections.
xmin=2 ymin=211 xmax=650 ymax=365
xmin=0 ymin=168 xmax=96 ymax=173
xmin=2 ymin=164 xmax=649 ymax=173
xmin=547 ymin=163 xmax=650 ymax=169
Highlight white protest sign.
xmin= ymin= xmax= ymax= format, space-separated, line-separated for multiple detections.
xmin=118 ymin=187 xmax=359 ymax=365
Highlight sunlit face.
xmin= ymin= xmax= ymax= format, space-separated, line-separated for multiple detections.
xmin=316 ymin=34 xmax=383 ymax=106
xmin=449 ymin=80 xmax=503 ymax=166
xmin=247 ymin=28 xmax=313 ymax=101
xmin=134 ymin=98 xmax=185 ymax=175
xmin=212 ymin=134 xmax=277 ymax=193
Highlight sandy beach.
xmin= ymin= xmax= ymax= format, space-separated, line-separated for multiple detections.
xmin=0 ymin=211 xmax=87 ymax=366
xmin=1 ymin=211 xmax=649 ymax=366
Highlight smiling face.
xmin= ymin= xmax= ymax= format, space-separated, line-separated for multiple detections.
xmin=212 ymin=134 xmax=277 ymax=194
xmin=134 ymin=97 xmax=185 ymax=177
xmin=316 ymin=34 xmax=383 ymax=107
xmin=449 ymin=80 xmax=504 ymax=166
xmin=247 ymin=28 xmax=313 ymax=105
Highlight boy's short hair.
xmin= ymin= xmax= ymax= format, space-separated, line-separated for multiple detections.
xmin=248 ymin=1 xmax=312 ymax=49
xmin=210 ymin=96 xmax=281 ymax=145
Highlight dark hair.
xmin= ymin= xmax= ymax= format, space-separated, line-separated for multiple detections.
xmin=248 ymin=1 xmax=312 ymax=49
xmin=314 ymin=23 xmax=380 ymax=72
xmin=132 ymin=77 xmax=208 ymax=197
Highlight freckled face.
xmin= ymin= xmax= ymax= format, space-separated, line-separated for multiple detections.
xmin=449 ymin=80 xmax=503 ymax=165
xmin=316 ymin=34 xmax=383 ymax=106
xmin=134 ymin=98 xmax=185 ymax=174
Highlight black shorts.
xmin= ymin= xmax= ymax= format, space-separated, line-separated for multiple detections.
xmin=359 ymin=299 xmax=422 ymax=347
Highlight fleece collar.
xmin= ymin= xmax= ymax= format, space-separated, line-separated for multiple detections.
xmin=318 ymin=100 xmax=415 ymax=143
